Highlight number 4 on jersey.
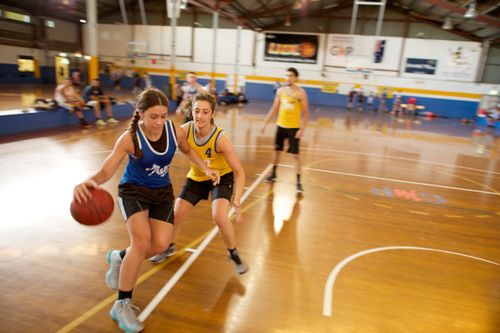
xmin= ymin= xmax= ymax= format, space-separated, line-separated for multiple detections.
xmin=205 ymin=148 xmax=212 ymax=158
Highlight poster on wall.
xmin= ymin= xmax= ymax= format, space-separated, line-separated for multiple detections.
xmin=440 ymin=45 xmax=478 ymax=80
xmin=264 ymin=33 xmax=318 ymax=64
xmin=401 ymin=39 xmax=481 ymax=82
xmin=55 ymin=56 xmax=69 ymax=85
xmin=325 ymin=34 xmax=403 ymax=71
xmin=404 ymin=58 xmax=437 ymax=75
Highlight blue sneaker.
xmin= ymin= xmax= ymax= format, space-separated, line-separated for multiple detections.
xmin=110 ymin=298 xmax=144 ymax=333
xmin=106 ymin=250 xmax=122 ymax=290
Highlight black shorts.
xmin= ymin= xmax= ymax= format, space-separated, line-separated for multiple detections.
xmin=117 ymin=183 xmax=175 ymax=223
xmin=275 ymin=125 xmax=300 ymax=154
xmin=179 ymin=172 xmax=234 ymax=206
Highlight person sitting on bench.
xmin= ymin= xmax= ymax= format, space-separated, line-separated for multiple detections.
xmin=82 ymin=78 xmax=118 ymax=126
xmin=55 ymin=78 xmax=94 ymax=127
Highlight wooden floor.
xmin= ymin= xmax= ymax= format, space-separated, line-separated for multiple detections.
xmin=1 ymin=99 xmax=499 ymax=333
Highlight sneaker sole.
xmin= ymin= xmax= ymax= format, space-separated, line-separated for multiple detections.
xmin=150 ymin=251 xmax=176 ymax=264
xmin=110 ymin=308 xmax=142 ymax=333
xmin=149 ymin=256 xmax=166 ymax=264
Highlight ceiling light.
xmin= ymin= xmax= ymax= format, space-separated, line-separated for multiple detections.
xmin=284 ymin=17 xmax=291 ymax=27
xmin=464 ymin=2 xmax=477 ymax=19
xmin=442 ymin=17 xmax=453 ymax=30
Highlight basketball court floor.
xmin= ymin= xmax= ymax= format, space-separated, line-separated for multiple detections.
xmin=0 ymin=94 xmax=499 ymax=332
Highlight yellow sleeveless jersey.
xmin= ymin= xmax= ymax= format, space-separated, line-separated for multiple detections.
xmin=276 ymin=88 xmax=302 ymax=128
xmin=186 ymin=122 xmax=232 ymax=181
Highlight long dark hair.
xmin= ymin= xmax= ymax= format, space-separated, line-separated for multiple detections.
xmin=128 ymin=88 xmax=169 ymax=158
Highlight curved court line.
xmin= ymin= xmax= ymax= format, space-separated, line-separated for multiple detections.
xmin=322 ymin=246 xmax=500 ymax=317
xmin=233 ymin=145 xmax=500 ymax=176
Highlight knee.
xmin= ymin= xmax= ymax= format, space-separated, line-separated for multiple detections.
xmin=213 ymin=214 xmax=228 ymax=228
xmin=130 ymin=238 xmax=151 ymax=256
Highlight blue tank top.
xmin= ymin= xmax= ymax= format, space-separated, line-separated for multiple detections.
xmin=120 ymin=120 xmax=178 ymax=188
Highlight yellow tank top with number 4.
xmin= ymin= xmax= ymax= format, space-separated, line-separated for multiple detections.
xmin=186 ymin=122 xmax=232 ymax=182
xmin=276 ymin=88 xmax=302 ymax=128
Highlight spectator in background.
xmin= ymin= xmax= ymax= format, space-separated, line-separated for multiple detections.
xmin=110 ymin=69 xmax=122 ymax=92
xmin=71 ymin=70 xmax=82 ymax=93
xmin=357 ymin=90 xmax=364 ymax=112
xmin=406 ymin=96 xmax=417 ymax=118
xmin=392 ymin=93 xmax=403 ymax=116
xmin=82 ymin=78 xmax=119 ymax=125
xmin=144 ymin=74 xmax=152 ymax=89
xmin=176 ymin=72 xmax=206 ymax=122
xmin=55 ymin=78 xmax=92 ymax=127
xmin=378 ymin=90 xmax=388 ymax=112
xmin=347 ymin=87 xmax=356 ymax=111
xmin=132 ymin=72 xmax=142 ymax=97
xmin=367 ymin=92 xmax=375 ymax=112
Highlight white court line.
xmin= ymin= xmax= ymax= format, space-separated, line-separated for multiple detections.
xmin=278 ymin=164 xmax=500 ymax=196
xmin=233 ymin=145 xmax=500 ymax=176
xmin=137 ymin=164 xmax=273 ymax=322
xmin=322 ymin=246 xmax=500 ymax=317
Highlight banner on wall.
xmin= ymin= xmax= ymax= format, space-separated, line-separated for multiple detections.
xmin=440 ymin=46 xmax=478 ymax=80
xmin=264 ymin=33 xmax=318 ymax=64
xmin=325 ymin=34 xmax=403 ymax=71
xmin=404 ymin=58 xmax=437 ymax=75
xmin=401 ymin=39 xmax=481 ymax=82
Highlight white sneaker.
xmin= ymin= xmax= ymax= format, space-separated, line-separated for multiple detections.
xmin=95 ymin=119 xmax=107 ymax=126
xmin=110 ymin=298 xmax=144 ymax=333
xmin=106 ymin=250 xmax=122 ymax=290
xmin=107 ymin=117 xmax=119 ymax=124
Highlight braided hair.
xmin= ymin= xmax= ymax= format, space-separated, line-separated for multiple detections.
xmin=127 ymin=88 xmax=169 ymax=158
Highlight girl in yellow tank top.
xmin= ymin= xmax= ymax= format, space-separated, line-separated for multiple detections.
xmin=149 ymin=92 xmax=248 ymax=274
xmin=186 ymin=121 xmax=233 ymax=181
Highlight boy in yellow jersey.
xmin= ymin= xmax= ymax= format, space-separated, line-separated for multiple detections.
xmin=260 ymin=67 xmax=309 ymax=193
xmin=151 ymin=92 xmax=248 ymax=274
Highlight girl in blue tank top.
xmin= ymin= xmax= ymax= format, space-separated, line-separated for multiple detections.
xmin=73 ymin=88 xmax=219 ymax=333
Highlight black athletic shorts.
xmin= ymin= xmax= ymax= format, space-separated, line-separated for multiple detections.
xmin=179 ymin=172 xmax=234 ymax=206
xmin=118 ymin=183 xmax=175 ymax=224
xmin=275 ymin=125 xmax=300 ymax=154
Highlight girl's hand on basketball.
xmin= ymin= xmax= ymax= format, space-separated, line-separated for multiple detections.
xmin=73 ymin=179 xmax=98 ymax=204
xmin=233 ymin=203 xmax=243 ymax=223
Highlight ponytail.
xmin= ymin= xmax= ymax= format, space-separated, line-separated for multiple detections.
xmin=127 ymin=110 xmax=142 ymax=159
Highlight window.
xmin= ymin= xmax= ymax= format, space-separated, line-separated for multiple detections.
xmin=4 ymin=10 xmax=31 ymax=23
xmin=45 ymin=19 xmax=55 ymax=28
xmin=18 ymin=56 xmax=35 ymax=72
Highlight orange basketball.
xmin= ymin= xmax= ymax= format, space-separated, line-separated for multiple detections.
xmin=70 ymin=188 xmax=114 ymax=226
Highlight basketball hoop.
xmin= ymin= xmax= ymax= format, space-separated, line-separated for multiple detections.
xmin=127 ymin=41 xmax=149 ymax=59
